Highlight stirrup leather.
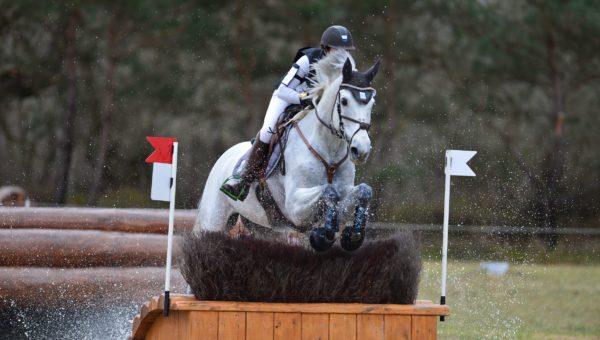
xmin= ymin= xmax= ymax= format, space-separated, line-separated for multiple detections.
xmin=220 ymin=175 xmax=249 ymax=201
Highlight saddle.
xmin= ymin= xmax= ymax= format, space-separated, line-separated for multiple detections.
xmin=232 ymin=104 xmax=312 ymax=231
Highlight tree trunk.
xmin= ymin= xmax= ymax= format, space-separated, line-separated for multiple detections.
xmin=232 ymin=0 xmax=257 ymax=133
xmin=371 ymin=4 xmax=398 ymax=220
xmin=88 ymin=15 xmax=119 ymax=206
xmin=55 ymin=10 xmax=80 ymax=204
xmin=537 ymin=30 xmax=566 ymax=249
xmin=379 ymin=3 xmax=399 ymax=156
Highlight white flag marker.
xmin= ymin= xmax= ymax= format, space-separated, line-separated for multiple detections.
xmin=145 ymin=136 xmax=178 ymax=317
xmin=447 ymin=150 xmax=477 ymax=177
xmin=441 ymin=150 xmax=477 ymax=321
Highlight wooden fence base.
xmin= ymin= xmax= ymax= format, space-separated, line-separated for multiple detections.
xmin=130 ymin=295 xmax=449 ymax=340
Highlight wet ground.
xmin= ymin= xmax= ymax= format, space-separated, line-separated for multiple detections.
xmin=0 ymin=268 xmax=186 ymax=340
xmin=1 ymin=304 xmax=137 ymax=340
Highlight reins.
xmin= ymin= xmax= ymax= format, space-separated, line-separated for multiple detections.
xmin=293 ymin=83 xmax=375 ymax=183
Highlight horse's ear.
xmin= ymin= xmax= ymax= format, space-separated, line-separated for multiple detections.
xmin=342 ymin=58 xmax=353 ymax=83
xmin=365 ymin=59 xmax=381 ymax=83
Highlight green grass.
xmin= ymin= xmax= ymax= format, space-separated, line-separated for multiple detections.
xmin=418 ymin=261 xmax=600 ymax=339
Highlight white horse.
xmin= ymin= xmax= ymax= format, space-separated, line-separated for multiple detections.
xmin=194 ymin=50 xmax=380 ymax=251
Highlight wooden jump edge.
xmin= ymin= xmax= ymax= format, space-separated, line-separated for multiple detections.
xmin=130 ymin=294 xmax=450 ymax=339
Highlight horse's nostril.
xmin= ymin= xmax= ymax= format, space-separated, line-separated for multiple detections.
xmin=350 ymin=146 xmax=359 ymax=157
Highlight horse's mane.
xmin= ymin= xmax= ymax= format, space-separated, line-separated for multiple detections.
xmin=308 ymin=50 xmax=356 ymax=101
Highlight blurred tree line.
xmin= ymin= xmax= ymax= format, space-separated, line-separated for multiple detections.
xmin=1 ymin=0 xmax=599 ymax=232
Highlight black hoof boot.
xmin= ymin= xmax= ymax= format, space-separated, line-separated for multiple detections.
xmin=309 ymin=227 xmax=335 ymax=252
xmin=340 ymin=227 xmax=365 ymax=251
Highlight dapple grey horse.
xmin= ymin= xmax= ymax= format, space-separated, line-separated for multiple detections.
xmin=194 ymin=50 xmax=380 ymax=251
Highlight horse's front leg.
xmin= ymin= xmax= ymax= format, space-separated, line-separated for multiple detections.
xmin=308 ymin=185 xmax=340 ymax=251
xmin=339 ymin=183 xmax=372 ymax=251
xmin=285 ymin=184 xmax=340 ymax=251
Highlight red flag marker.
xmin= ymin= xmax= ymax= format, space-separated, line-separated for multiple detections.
xmin=146 ymin=137 xmax=177 ymax=164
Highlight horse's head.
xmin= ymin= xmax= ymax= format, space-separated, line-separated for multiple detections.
xmin=337 ymin=58 xmax=380 ymax=164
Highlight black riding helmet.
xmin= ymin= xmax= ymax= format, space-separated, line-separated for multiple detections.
xmin=320 ymin=25 xmax=355 ymax=50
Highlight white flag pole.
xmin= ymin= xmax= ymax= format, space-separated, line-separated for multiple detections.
xmin=440 ymin=151 xmax=451 ymax=321
xmin=163 ymin=141 xmax=178 ymax=317
xmin=440 ymin=149 xmax=476 ymax=322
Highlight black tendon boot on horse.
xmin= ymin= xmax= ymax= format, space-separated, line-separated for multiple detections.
xmin=220 ymin=139 xmax=270 ymax=201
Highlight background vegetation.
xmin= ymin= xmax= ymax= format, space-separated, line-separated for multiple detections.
xmin=2 ymin=0 xmax=599 ymax=233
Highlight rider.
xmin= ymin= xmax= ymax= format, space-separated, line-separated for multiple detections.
xmin=220 ymin=25 xmax=356 ymax=201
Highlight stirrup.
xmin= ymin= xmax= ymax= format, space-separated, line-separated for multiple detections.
xmin=220 ymin=175 xmax=249 ymax=201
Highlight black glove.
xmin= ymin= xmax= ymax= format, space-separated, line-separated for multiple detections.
xmin=300 ymin=97 xmax=312 ymax=107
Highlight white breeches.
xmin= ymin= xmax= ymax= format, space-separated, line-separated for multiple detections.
xmin=259 ymin=93 xmax=290 ymax=143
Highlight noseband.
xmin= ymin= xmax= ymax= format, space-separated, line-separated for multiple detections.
xmin=292 ymin=83 xmax=376 ymax=183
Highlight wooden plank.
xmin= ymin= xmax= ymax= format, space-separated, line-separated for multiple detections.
xmin=147 ymin=313 xmax=180 ymax=340
xmin=274 ymin=313 xmax=301 ymax=340
xmin=162 ymin=312 xmax=182 ymax=340
xmin=0 ymin=207 xmax=196 ymax=233
xmin=218 ymin=311 xmax=246 ymax=340
xmin=0 ymin=229 xmax=172 ymax=267
xmin=357 ymin=314 xmax=384 ymax=340
xmin=136 ymin=312 xmax=160 ymax=340
xmin=132 ymin=297 xmax=162 ymax=340
xmin=172 ymin=300 xmax=450 ymax=316
xmin=384 ymin=315 xmax=411 ymax=340
xmin=411 ymin=316 xmax=436 ymax=340
xmin=131 ymin=295 xmax=182 ymax=339
xmin=329 ymin=313 xmax=356 ymax=340
xmin=301 ymin=314 xmax=329 ymax=340
xmin=185 ymin=311 xmax=218 ymax=340
xmin=246 ymin=312 xmax=273 ymax=340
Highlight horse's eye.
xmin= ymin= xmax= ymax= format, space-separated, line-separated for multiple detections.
xmin=341 ymin=98 xmax=348 ymax=106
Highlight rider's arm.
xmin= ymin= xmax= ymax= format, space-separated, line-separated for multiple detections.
xmin=275 ymin=55 xmax=310 ymax=104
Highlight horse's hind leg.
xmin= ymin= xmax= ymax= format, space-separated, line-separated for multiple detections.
xmin=194 ymin=176 xmax=234 ymax=234
xmin=340 ymin=183 xmax=372 ymax=251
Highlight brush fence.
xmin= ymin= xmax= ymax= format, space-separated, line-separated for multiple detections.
xmin=130 ymin=294 xmax=449 ymax=340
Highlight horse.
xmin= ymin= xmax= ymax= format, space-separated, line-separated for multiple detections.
xmin=194 ymin=50 xmax=380 ymax=251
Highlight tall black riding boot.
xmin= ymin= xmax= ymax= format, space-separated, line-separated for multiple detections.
xmin=220 ymin=139 xmax=270 ymax=201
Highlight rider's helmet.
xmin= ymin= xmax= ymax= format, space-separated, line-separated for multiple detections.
xmin=320 ymin=25 xmax=355 ymax=50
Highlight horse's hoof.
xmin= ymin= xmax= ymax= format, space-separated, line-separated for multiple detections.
xmin=309 ymin=228 xmax=335 ymax=252
xmin=340 ymin=227 xmax=365 ymax=251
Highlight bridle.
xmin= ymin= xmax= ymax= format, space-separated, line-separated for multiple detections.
xmin=292 ymin=83 xmax=376 ymax=183
xmin=315 ymin=83 xmax=376 ymax=144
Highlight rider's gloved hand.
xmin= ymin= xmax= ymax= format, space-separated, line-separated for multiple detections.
xmin=299 ymin=92 xmax=312 ymax=107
